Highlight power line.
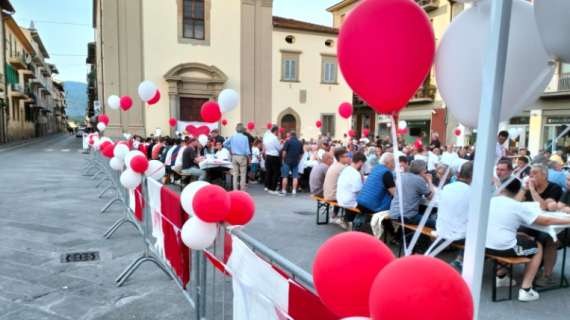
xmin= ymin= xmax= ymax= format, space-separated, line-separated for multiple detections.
xmin=15 ymin=18 xmax=92 ymax=28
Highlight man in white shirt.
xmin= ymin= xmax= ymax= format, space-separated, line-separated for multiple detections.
xmin=173 ymin=137 xmax=188 ymax=171
xmin=263 ymin=125 xmax=282 ymax=194
xmin=436 ymin=161 xmax=473 ymax=241
xmin=487 ymin=178 xmax=570 ymax=302
xmin=337 ymin=152 xmax=366 ymax=210
xmin=495 ymin=130 xmax=509 ymax=161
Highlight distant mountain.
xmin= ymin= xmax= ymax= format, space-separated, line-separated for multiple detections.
xmin=64 ymin=81 xmax=87 ymax=121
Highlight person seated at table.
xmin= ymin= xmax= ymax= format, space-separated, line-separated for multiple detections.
xmin=487 ymin=179 xmax=570 ymax=301
xmin=324 ymin=147 xmax=351 ymax=227
xmin=435 ymin=162 xmax=473 ymax=270
xmin=515 ymin=156 xmax=531 ymax=178
xmin=214 ymin=141 xmax=230 ymax=161
xmin=337 ymin=152 xmax=367 ymax=228
xmin=164 ymin=138 xmax=181 ymax=184
xmin=493 ymin=158 xmax=514 ymax=188
xmin=398 ymin=155 xmax=409 ymax=173
xmin=210 ymin=129 xmax=225 ymax=144
xmin=181 ymin=138 xmax=206 ymax=181
xmin=431 ymin=163 xmax=452 ymax=186
xmin=201 ymin=139 xmax=216 ymax=157
xmin=389 ymin=160 xmax=436 ymax=227
xmin=548 ymin=174 xmax=570 ymax=214
xmin=309 ymin=152 xmax=334 ymax=198
xmin=548 ymin=159 xmax=568 ymax=192
xmin=357 ymin=152 xmax=396 ymax=215
xmin=173 ymin=136 xmax=189 ymax=172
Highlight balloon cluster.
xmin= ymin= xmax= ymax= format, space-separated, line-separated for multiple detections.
xmin=179 ymin=182 xmax=255 ymax=250
xmin=115 ymin=149 xmax=165 ymax=189
xmin=313 ymin=232 xmax=473 ymax=320
xmin=138 ymin=80 xmax=161 ymax=105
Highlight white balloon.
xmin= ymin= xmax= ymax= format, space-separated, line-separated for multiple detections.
xmin=198 ymin=134 xmax=208 ymax=147
xmin=535 ymin=0 xmax=570 ymax=63
xmin=107 ymin=95 xmax=121 ymax=110
xmin=95 ymin=137 xmax=112 ymax=150
xmin=398 ymin=120 xmax=407 ymax=130
xmin=180 ymin=181 xmax=210 ymax=214
xmin=138 ymin=80 xmax=158 ymax=102
xmin=218 ymin=89 xmax=239 ymax=113
xmin=113 ymin=144 xmax=130 ymax=160
xmin=180 ymin=217 xmax=218 ymax=250
xmin=97 ymin=122 xmax=106 ymax=132
xmin=517 ymin=127 xmax=524 ymax=136
xmin=123 ymin=133 xmax=132 ymax=140
xmin=508 ymin=128 xmax=519 ymax=139
xmin=435 ymin=0 xmax=555 ymax=128
xmin=124 ymin=150 xmax=146 ymax=168
xmin=120 ymin=169 xmax=142 ymax=189
xmin=145 ymin=160 xmax=165 ymax=181
xmin=110 ymin=157 xmax=124 ymax=171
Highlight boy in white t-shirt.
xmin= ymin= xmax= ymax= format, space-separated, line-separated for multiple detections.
xmin=250 ymin=140 xmax=261 ymax=183
xmin=487 ymin=178 xmax=570 ymax=302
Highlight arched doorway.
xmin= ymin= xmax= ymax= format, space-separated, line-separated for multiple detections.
xmin=280 ymin=114 xmax=297 ymax=138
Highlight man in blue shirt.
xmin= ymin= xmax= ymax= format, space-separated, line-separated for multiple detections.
xmin=280 ymin=131 xmax=304 ymax=196
xmin=548 ymin=159 xmax=568 ymax=192
xmin=224 ymin=123 xmax=251 ymax=191
xmin=357 ymin=152 xmax=396 ymax=214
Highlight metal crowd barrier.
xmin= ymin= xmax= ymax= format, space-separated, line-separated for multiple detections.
xmin=81 ymin=146 xmax=319 ymax=320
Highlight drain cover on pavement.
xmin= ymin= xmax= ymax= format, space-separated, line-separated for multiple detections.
xmin=61 ymin=251 xmax=100 ymax=263
xmin=293 ymin=211 xmax=313 ymax=216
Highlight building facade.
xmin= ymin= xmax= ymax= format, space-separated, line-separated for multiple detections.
xmin=92 ymin=0 xmax=272 ymax=138
xmin=271 ymin=17 xmax=352 ymax=140
xmin=327 ymin=0 xmax=465 ymax=145
xmin=0 ymin=0 xmax=66 ymax=143
xmin=91 ymin=0 xmax=353 ymax=140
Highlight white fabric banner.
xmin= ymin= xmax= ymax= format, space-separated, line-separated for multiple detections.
xmin=226 ymin=236 xmax=290 ymax=320
xmin=147 ymin=178 xmax=165 ymax=258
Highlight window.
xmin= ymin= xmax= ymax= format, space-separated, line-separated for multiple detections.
xmin=321 ymin=56 xmax=338 ymax=84
xmin=285 ymin=35 xmax=295 ymax=44
xmin=325 ymin=39 xmax=334 ymax=48
xmin=321 ymin=114 xmax=335 ymax=137
xmin=282 ymin=52 xmax=300 ymax=82
xmin=182 ymin=0 xmax=205 ymax=40
xmin=180 ymin=97 xmax=208 ymax=122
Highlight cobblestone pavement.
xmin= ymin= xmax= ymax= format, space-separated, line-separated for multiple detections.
xmin=0 ymin=134 xmax=568 ymax=319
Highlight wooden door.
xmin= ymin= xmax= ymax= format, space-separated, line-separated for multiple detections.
xmin=180 ymin=97 xmax=208 ymax=122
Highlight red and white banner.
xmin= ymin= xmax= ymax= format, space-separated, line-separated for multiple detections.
xmin=207 ymin=235 xmax=336 ymax=320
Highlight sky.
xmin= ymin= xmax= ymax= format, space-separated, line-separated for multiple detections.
xmin=11 ymin=0 xmax=338 ymax=83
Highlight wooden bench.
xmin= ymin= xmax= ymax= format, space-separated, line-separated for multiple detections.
xmin=393 ymin=221 xmax=531 ymax=302
xmin=312 ymin=195 xmax=365 ymax=225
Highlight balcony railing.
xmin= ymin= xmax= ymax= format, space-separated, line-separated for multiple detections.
xmin=8 ymin=54 xmax=26 ymax=70
xmin=559 ymin=74 xmax=570 ymax=91
xmin=416 ymin=0 xmax=439 ymax=12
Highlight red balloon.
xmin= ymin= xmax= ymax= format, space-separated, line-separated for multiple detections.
xmin=168 ymin=118 xmax=177 ymax=128
xmin=201 ymin=101 xmax=222 ymax=123
xmin=313 ymin=232 xmax=395 ymax=318
xmin=98 ymin=114 xmax=109 ymax=126
xmin=192 ymin=185 xmax=231 ymax=223
xmin=247 ymin=121 xmax=255 ymax=131
xmin=315 ymin=120 xmax=322 ymax=128
xmin=363 ymin=128 xmax=370 ymax=137
xmin=369 ymin=255 xmax=473 ymax=320
xmin=348 ymin=129 xmax=356 ymax=138
xmin=338 ymin=102 xmax=353 ymax=119
xmin=266 ymin=122 xmax=272 ymax=130
xmin=454 ymin=128 xmax=462 ymax=137
xmin=221 ymin=119 xmax=228 ymax=126
xmin=338 ymin=0 xmax=435 ymax=114
xmin=99 ymin=141 xmax=112 ymax=153
xmin=102 ymin=143 xmax=115 ymax=158
xmin=196 ymin=125 xmax=211 ymax=136
xmin=148 ymin=90 xmax=161 ymax=105
xmin=186 ymin=124 xmax=198 ymax=136
xmin=225 ymin=191 xmax=255 ymax=225
xmin=130 ymin=155 xmax=149 ymax=174
xmin=120 ymin=96 xmax=133 ymax=111
xmin=279 ymin=127 xmax=285 ymax=134
xmin=397 ymin=128 xmax=407 ymax=135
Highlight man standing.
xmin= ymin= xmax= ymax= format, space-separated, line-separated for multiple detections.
xmin=309 ymin=153 xmax=333 ymax=197
xmin=181 ymin=138 xmax=206 ymax=181
xmin=280 ymin=131 xmax=304 ymax=196
xmin=263 ymin=125 xmax=282 ymax=194
xmin=496 ymin=130 xmax=509 ymax=160
xmin=224 ymin=123 xmax=251 ymax=191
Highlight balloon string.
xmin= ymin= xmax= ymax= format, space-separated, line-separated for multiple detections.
xmin=390 ymin=115 xmax=408 ymax=251
xmin=405 ymin=167 xmax=450 ymax=256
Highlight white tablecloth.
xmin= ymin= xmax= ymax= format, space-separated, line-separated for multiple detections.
xmin=199 ymin=159 xmax=233 ymax=170
xmin=521 ymin=202 xmax=570 ymax=241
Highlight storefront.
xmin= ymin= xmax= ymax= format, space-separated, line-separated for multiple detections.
xmin=543 ymin=115 xmax=570 ymax=154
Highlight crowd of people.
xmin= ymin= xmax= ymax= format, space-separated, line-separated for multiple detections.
xmin=124 ymin=125 xmax=570 ymax=302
